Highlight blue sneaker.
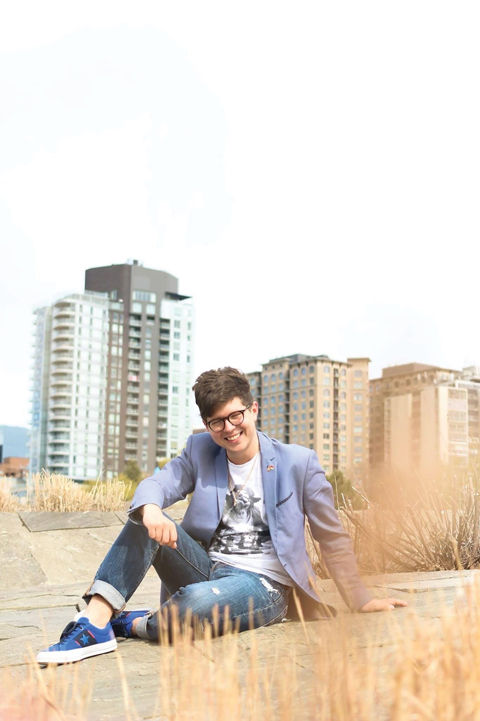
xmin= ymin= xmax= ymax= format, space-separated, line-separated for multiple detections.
xmin=36 ymin=617 xmax=117 ymax=664
xmin=111 ymin=609 xmax=150 ymax=638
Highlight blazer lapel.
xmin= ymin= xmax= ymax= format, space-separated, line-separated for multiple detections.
xmin=258 ymin=432 xmax=278 ymax=548
xmin=214 ymin=448 xmax=229 ymax=521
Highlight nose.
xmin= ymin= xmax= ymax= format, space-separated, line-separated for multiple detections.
xmin=223 ymin=418 xmax=238 ymax=434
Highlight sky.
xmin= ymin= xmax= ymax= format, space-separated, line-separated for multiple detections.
xmin=1 ymin=1 xmax=479 ymax=427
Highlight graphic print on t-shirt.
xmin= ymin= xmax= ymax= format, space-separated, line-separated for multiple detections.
xmin=209 ymin=484 xmax=272 ymax=556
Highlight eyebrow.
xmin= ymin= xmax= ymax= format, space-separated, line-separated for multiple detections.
xmin=208 ymin=407 xmax=244 ymax=420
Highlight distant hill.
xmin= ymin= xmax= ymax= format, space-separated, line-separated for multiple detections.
xmin=0 ymin=426 xmax=28 ymax=459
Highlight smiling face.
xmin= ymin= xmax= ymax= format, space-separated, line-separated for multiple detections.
xmin=204 ymin=396 xmax=259 ymax=464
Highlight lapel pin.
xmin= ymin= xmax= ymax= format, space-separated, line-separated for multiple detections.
xmin=266 ymin=465 xmax=275 ymax=472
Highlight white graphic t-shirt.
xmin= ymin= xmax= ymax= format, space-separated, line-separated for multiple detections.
xmin=208 ymin=453 xmax=293 ymax=587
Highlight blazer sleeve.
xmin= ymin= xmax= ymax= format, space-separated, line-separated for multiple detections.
xmin=303 ymin=450 xmax=372 ymax=611
xmin=127 ymin=435 xmax=195 ymax=523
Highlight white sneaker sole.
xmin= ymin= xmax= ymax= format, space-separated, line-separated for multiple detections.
xmin=36 ymin=638 xmax=117 ymax=665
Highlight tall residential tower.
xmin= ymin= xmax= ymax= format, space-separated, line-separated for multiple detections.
xmin=30 ymin=261 xmax=194 ymax=480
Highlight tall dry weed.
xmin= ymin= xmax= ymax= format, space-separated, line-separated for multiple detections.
xmin=27 ymin=472 xmax=129 ymax=512
xmin=2 ymin=581 xmax=480 ymax=720
xmin=307 ymin=476 xmax=480 ymax=577
xmin=0 ymin=478 xmax=19 ymax=512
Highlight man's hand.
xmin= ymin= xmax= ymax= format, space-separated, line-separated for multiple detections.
xmin=359 ymin=598 xmax=408 ymax=613
xmin=141 ymin=504 xmax=177 ymax=548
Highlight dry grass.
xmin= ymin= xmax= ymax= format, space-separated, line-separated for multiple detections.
xmin=1 ymin=581 xmax=480 ymax=720
xmin=306 ymin=476 xmax=480 ymax=578
xmin=342 ymin=478 xmax=480 ymax=575
xmin=0 ymin=472 xmax=129 ymax=513
xmin=0 ymin=478 xmax=20 ymax=512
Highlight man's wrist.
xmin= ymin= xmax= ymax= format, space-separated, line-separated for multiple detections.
xmin=140 ymin=503 xmax=163 ymax=517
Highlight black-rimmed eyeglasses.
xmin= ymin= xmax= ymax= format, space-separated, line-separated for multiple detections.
xmin=206 ymin=404 xmax=252 ymax=433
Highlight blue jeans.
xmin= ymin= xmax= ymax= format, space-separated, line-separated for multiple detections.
xmin=84 ymin=516 xmax=290 ymax=641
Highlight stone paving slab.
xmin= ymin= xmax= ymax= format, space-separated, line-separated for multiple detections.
xmin=2 ymin=509 xmax=480 ymax=719
xmin=19 ymin=511 xmax=124 ymax=532
xmin=0 ymin=513 xmax=47 ymax=590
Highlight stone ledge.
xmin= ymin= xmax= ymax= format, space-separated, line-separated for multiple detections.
xmin=18 ymin=511 xmax=125 ymax=532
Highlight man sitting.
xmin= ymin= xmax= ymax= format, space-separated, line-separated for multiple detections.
xmin=37 ymin=367 xmax=406 ymax=663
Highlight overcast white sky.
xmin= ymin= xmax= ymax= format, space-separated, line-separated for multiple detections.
xmin=1 ymin=1 xmax=479 ymax=427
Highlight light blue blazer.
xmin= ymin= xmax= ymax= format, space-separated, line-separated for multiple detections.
xmin=128 ymin=431 xmax=372 ymax=617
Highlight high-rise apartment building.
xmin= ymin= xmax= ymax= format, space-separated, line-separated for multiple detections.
xmin=30 ymin=292 xmax=121 ymax=480
xmin=30 ymin=261 xmax=194 ymax=480
xmin=367 ymin=362 xmax=480 ymax=487
xmin=247 ymin=354 xmax=370 ymax=482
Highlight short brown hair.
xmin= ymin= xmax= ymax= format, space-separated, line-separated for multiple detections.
xmin=193 ymin=367 xmax=253 ymax=419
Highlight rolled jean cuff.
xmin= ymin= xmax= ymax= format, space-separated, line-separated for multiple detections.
xmin=135 ymin=612 xmax=154 ymax=640
xmin=83 ymin=579 xmax=126 ymax=616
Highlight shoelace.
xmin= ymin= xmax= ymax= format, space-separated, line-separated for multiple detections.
xmin=59 ymin=620 xmax=88 ymax=643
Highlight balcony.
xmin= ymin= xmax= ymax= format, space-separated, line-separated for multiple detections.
xmin=48 ymin=435 xmax=70 ymax=444
xmin=127 ymin=385 xmax=140 ymax=394
xmin=48 ymin=451 xmax=70 ymax=460
xmin=50 ymin=396 xmax=72 ymax=407
xmin=52 ymin=342 xmax=75 ymax=354
xmin=48 ymin=461 xmax=69 ymax=471
xmin=127 ymin=395 xmax=139 ymax=404
xmin=50 ymin=394 xmax=73 ymax=406
xmin=51 ymin=363 xmax=74 ymax=375
xmin=50 ymin=410 xmax=71 ymax=421
xmin=51 ymin=375 xmax=73 ymax=387
xmin=48 ymin=444 xmax=71 ymax=457
xmin=125 ymin=429 xmax=138 ymax=439
xmin=129 ymin=329 xmax=141 ymax=338
xmin=48 ymin=420 xmax=71 ymax=430
xmin=125 ymin=443 xmax=138 ymax=450
xmin=53 ymin=306 xmax=74 ymax=318
xmin=52 ymin=330 xmax=75 ymax=343
xmin=53 ymin=319 xmax=75 ymax=331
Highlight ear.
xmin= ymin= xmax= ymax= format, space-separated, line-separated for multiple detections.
xmin=252 ymin=400 xmax=259 ymax=418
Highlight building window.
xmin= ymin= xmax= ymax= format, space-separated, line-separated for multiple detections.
xmin=324 ymin=366 xmax=330 ymax=373
xmin=133 ymin=291 xmax=156 ymax=303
